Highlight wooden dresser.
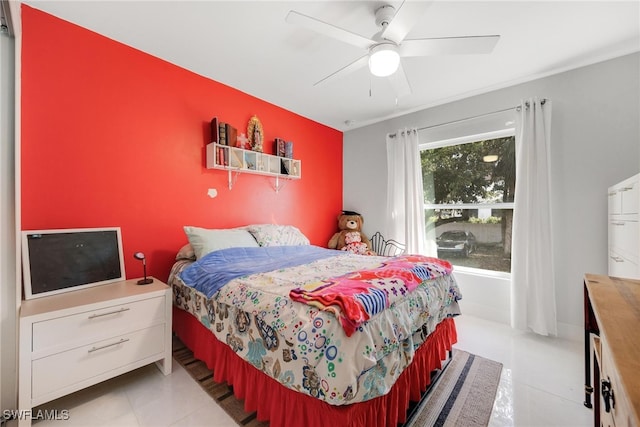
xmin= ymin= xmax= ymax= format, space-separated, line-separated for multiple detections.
xmin=584 ymin=274 xmax=640 ymax=427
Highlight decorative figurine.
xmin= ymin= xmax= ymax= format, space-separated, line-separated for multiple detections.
xmin=248 ymin=115 xmax=264 ymax=153
xmin=253 ymin=124 xmax=263 ymax=152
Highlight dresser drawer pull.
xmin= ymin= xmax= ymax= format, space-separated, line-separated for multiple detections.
xmin=601 ymin=379 xmax=615 ymax=413
xmin=610 ymin=222 xmax=626 ymax=226
xmin=620 ymin=186 xmax=634 ymax=191
xmin=87 ymin=338 xmax=130 ymax=353
xmin=88 ymin=307 xmax=130 ymax=319
xmin=610 ymin=256 xmax=625 ymax=263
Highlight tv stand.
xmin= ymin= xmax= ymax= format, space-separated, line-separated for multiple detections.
xmin=18 ymin=278 xmax=172 ymax=427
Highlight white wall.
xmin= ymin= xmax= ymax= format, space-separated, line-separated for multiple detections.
xmin=453 ymin=271 xmax=510 ymax=324
xmin=344 ymin=53 xmax=640 ymax=339
xmin=0 ymin=29 xmax=16 ymax=412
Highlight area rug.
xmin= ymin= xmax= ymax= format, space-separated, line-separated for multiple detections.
xmin=173 ymin=337 xmax=501 ymax=427
xmin=404 ymin=349 xmax=503 ymax=427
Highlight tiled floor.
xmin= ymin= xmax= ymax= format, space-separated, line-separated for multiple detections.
xmin=454 ymin=315 xmax=592 ymax=427
xmin=29 ymin=358 xmax=236 ymax=427
xmin=25 ymin=314 xmax=592 ymax=427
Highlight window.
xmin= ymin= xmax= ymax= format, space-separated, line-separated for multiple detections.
xmin=421 ymin=130 xmax=515 ymax=273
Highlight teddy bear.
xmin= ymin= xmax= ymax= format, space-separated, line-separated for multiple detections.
xmin=328 ymin=211 xmax=376 ymax=255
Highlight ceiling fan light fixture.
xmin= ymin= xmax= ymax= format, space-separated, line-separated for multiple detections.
xmin=368 ymin=43 xmax=400 ymax=77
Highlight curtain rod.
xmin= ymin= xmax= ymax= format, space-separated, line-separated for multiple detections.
xmin=388 ymin=98 xmax=547 ymax=138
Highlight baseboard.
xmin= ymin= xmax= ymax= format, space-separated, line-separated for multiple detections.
xmin=458 ymin=301 xmax=510 ymax=325
xmin=557 ymin=321 xmax=582 ymax=342
xmin=459 ymin=304 xmax=582 ymax=342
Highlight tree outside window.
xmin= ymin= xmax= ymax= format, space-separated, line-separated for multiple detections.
xmin=421 ymin=135 xmax=515 ymax=273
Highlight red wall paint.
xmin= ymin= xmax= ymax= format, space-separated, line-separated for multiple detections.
xmin=21 ymin=5 xmax=343 ymax=282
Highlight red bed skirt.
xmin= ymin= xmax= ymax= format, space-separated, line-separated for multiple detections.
xmin=173 ymin=307 xmax=457 ymax=427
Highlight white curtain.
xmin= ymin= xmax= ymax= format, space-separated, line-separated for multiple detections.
xmin=511 ymin=97 xmax=557 ymax=336
xmin=385 ymin=128 xmax=428 ymax=254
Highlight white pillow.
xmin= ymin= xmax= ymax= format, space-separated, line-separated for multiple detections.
xmin=246 ymin=224 xmax=310 ymax=247
xmin=183 ymin=226 xmax=259 ymax=259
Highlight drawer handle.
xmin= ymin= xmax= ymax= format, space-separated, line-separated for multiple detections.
xmin=601 ymin=379 xmax=615 ymax=413
xmin=610 ymin=222 xmax=626 ymax=226
xmin=88 ymin=307 xmax=130 ymax=319
xmin=610 ymin=256 xmax=624 ymax=263
xmin=620 ymin=186 xmax=634 ymax=192
xmin=87 ymin=338 xmax=130 ymax=353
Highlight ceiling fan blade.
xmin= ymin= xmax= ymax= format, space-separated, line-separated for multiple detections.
xmin=400 ymin=35 xmax=500 ymax=57
xmin=286 ymin=10 xmax=374 ymax=50
xmin=313 ymin=55 xmax=369 ymax=87
xmin=388 ymin=61 xmax=411 ymax=98
xmin=380 ymin=1 xmax=434 ymax=44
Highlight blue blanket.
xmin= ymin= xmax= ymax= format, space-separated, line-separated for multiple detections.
xmin=179 ymin=245 xmax=343 ymax=298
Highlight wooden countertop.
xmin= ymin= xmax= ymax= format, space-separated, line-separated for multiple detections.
xmin=585 ymin=273 xmax=640 ymax=425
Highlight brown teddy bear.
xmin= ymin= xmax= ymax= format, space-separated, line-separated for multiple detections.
xmin=328 ymin=211 xmax=376 ymax=255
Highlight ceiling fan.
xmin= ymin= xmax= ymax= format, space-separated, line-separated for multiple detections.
xmin=286 ymin=1 xmax=500 ymax=98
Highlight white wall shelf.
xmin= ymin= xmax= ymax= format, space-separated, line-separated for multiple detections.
xmin=206 ymin=143 xmax=301 ymax=191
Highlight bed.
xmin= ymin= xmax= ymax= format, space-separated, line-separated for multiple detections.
xmin=169 ymin=224 xmax=462 ymax=427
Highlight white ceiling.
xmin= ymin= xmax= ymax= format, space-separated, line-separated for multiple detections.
xmin=21 ymin=1 xmax=640 ymax=131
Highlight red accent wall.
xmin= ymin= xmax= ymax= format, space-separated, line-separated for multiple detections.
xmin=20 ymin=5 xmax=343 ymax=282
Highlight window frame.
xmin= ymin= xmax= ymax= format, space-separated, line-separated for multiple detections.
xmin=420 ymin=127 xmax=516 ymax=276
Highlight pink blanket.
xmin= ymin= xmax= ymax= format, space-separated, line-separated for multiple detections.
xmin=289 ymin=255 xmax=452 ymax=336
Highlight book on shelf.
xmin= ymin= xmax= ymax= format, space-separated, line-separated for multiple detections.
xmin=274 ymin=138 xmax=286 ymax=157
xmin=226 ymin=124 xmax=238 ymax=148
xmin=216 ymin=146 xmax=228 ymax=166
xmin=219 ymin=122 xmax=227 ymax=145
xmin=285 ymin=141 xmax=294 ymax=158
xmin=216 ymin=146 xmax=222 ymax=165
xmin=210 ymin=117 xmax=219 ymax=144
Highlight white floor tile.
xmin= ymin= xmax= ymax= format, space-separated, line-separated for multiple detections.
xmin=34 ymin=388 xmax=132 ymax=426
xmin=128 ymin=365 xmax=221 ymax=427
xmin=455 ymin=315 xmax=592 ymax=427
xmin=169 ymin=402 xmax=239 ymax=427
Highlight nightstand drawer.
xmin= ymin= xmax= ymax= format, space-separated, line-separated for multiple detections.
xmin=32 ymin=296 xmax=165 ymax=353
xmin=31 ymin=323 xmax=165 ymax=400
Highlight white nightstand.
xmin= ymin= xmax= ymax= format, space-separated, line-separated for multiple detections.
xmin=17 ymin=278 xmax=172 ymax=427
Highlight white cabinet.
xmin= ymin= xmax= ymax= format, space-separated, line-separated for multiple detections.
xmin=608 ymin=173 xmax=640 ymax=279
xmin=18 ymin=278 xmax=172 ymax=427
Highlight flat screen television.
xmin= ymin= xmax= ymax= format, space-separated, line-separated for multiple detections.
xmin=21 ymin=227 xmax=126 ymax=300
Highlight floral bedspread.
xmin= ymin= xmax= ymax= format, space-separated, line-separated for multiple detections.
xmin=170 ymin=249 xmax=462 ymax=406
